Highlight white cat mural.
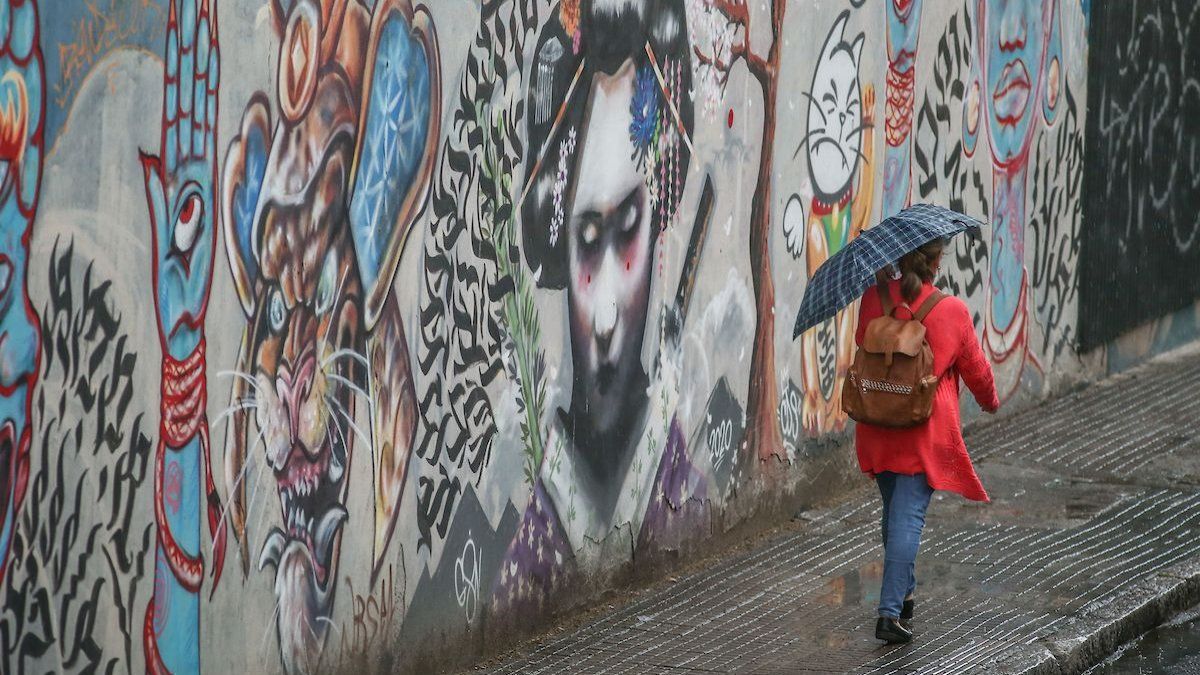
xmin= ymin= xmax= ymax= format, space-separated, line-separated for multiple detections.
xmin=798 ymin=11 xmax=877 ymax=436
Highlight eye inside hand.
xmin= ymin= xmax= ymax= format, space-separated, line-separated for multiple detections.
xmin=174 ymin=193 xmax=203 ymax=255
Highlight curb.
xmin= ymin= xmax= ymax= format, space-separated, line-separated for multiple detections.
xmin=979 ymin=557 xmax=1200 ymax=674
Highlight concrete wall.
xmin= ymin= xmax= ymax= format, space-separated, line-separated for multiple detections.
xmin=0 ymin=0 xmax=1174 ymax=672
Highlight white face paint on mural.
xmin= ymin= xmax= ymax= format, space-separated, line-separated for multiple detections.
xmin=567 ymin=60 xmax=654 ymax=439
xmin=806 ymin=14 xmax=867 ymax=203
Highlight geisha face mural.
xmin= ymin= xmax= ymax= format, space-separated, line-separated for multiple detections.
xmin=566 ymin=62 xmax=656 ymax=455
xmin=520 ymin=0 xmax=693 ymax=485
xmin=0 ymin=0 xmax=42 ymax=587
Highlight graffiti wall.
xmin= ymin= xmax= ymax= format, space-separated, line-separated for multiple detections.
xmin=1079 ymin=0 xmax=1200 ymax=352
xmin=4 ymin=0 xmax=1189 ymax=672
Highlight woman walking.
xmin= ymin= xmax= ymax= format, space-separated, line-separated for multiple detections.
xmin=853 ymin=238 xmax=1000 ymax=644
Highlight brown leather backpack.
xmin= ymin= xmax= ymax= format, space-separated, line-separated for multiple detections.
xmin=842 ymin=283 xmax=946 ymax=428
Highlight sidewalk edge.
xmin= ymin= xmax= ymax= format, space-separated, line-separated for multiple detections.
xmin=981 ymin=557 xmax=1200 ymax=674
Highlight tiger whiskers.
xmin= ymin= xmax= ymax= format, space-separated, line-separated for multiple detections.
xmin=320 ymin=348 xmax=369 ymax=370
xmin=211 ymin=398 xmax=258 ymax=434
xmin=324 ymin=393 xmax=370 ymax=448
xmin=218 ymin=369 xmax=265 ymax=394
xmin=211 ymin=425 xmax=265 ymax=562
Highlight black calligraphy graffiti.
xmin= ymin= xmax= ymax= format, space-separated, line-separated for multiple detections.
xmin=414 ymin=0 xmax=544 ymax=552
xmin=912 ymin=3 xmax=990 ymax=331
xmin=0 ymin=240 xmax=154 ymax=673
xmin=1029 ymin=80 xmax=1084 ymax=360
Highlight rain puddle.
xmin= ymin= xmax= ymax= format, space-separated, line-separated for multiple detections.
xmin=1088 ymin=606 xmax=1200 ymax=674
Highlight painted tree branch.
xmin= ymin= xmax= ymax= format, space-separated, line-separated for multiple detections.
xmin=738 ymin=44 xmax=771 ymax=83
xmin=713 ymin=0 xmax=749 ymax=27
xmin=692 ymin=45 xmax=733 ymax=88
xmin=691 ymin=0 xmax=787 ymax=462
xmin=741 ymin=0 xmax=787 ymax=462
xmin=706 ymin=0 xmax=771 ymax=84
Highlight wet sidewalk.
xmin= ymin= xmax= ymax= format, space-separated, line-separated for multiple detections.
xmin=483 ymin=345 xmax=1200 ymax=674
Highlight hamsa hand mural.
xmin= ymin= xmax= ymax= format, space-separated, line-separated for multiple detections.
xmin=139 ymin=1 xmax=227 ymax=671
xmin=220 ymin=0 xmax=438 ymax=671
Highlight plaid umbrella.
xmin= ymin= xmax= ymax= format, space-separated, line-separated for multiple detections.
xmin=792 ymin=203 xmax=984 ymax=338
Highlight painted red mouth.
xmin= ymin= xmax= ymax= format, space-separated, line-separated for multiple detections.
xmin=892 ymin=0 xmax=914 ymax=22
xmin=992 ymin=60 xmax=1031 ymax=127
xmin=267 ymin=377 xmax=350 ymax=588
xmin=999 ymin=26 xmax=1027 ymax=53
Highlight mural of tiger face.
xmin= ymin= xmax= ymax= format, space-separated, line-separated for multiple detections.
xmin=222 ymin=0 xmax=439 ymax=672
xmin=249 ymin=133 xmax=363 ymax=675
xmin=229 ymin=61 xmax=366 ymax=675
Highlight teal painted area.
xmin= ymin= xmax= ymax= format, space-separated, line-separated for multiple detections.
xmin=1106 ymin=302 xmax=1200 ymax=375
xmin=41 ymin=0 xmax=170 ymax=149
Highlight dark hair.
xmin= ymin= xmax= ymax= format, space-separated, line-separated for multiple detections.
xmin=898 ymin=238 xmax=946 ymax=303
xmin=519 ymin=0 xmax=694 ymax=289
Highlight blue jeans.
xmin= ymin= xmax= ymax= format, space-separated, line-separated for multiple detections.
xmin=876 ymin=472 xmax=934 ymax=619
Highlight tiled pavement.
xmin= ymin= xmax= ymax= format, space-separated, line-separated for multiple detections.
xmin=486 ymin=346 xmax=1200 ymax=674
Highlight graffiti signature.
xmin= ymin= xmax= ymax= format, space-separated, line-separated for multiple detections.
xmin=454 ymin=534 xmax=482 ymax=625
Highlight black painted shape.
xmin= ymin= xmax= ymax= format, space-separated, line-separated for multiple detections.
xmin=1080 ymin=0 xmax=1200 ymax=349
xmin=700 ymin=376 xmax=744 ymax=497
xmin=1 ymin=239 xmax=154 ymax=671
xmin=400 ymin=485 xmax=519 ymax=652
xmin=778 ymin=378 xmax=805 ymax=459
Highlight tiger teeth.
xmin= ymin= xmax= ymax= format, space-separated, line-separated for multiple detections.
xmin=278 ymin=464 xmax=331 ymax=541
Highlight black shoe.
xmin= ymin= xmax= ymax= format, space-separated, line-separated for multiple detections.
xmin=875 ymin=617 xmax=913 ymax=644
xmin=900 ymin=598 xmax=914 ymax=631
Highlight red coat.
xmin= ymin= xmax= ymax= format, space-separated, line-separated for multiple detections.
xmin=853 ymin=280 xmax=999 ymax=502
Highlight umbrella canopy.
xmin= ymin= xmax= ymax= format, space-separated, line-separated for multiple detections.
xmin=792 ymin=203 xmax=984 ymax=338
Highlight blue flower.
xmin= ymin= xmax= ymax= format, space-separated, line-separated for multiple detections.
xmin=630 ymin=64 xmax=660 ymax=164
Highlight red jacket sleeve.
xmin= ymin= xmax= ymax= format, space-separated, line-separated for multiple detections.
xmin=951 ymin=301 xmax=1000 ymax=411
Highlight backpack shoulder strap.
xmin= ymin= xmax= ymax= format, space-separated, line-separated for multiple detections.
xmin=914 ymin=290 xmax=947 ymax=322
xmin=878 ymin=281 xmax=896 ymax=317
